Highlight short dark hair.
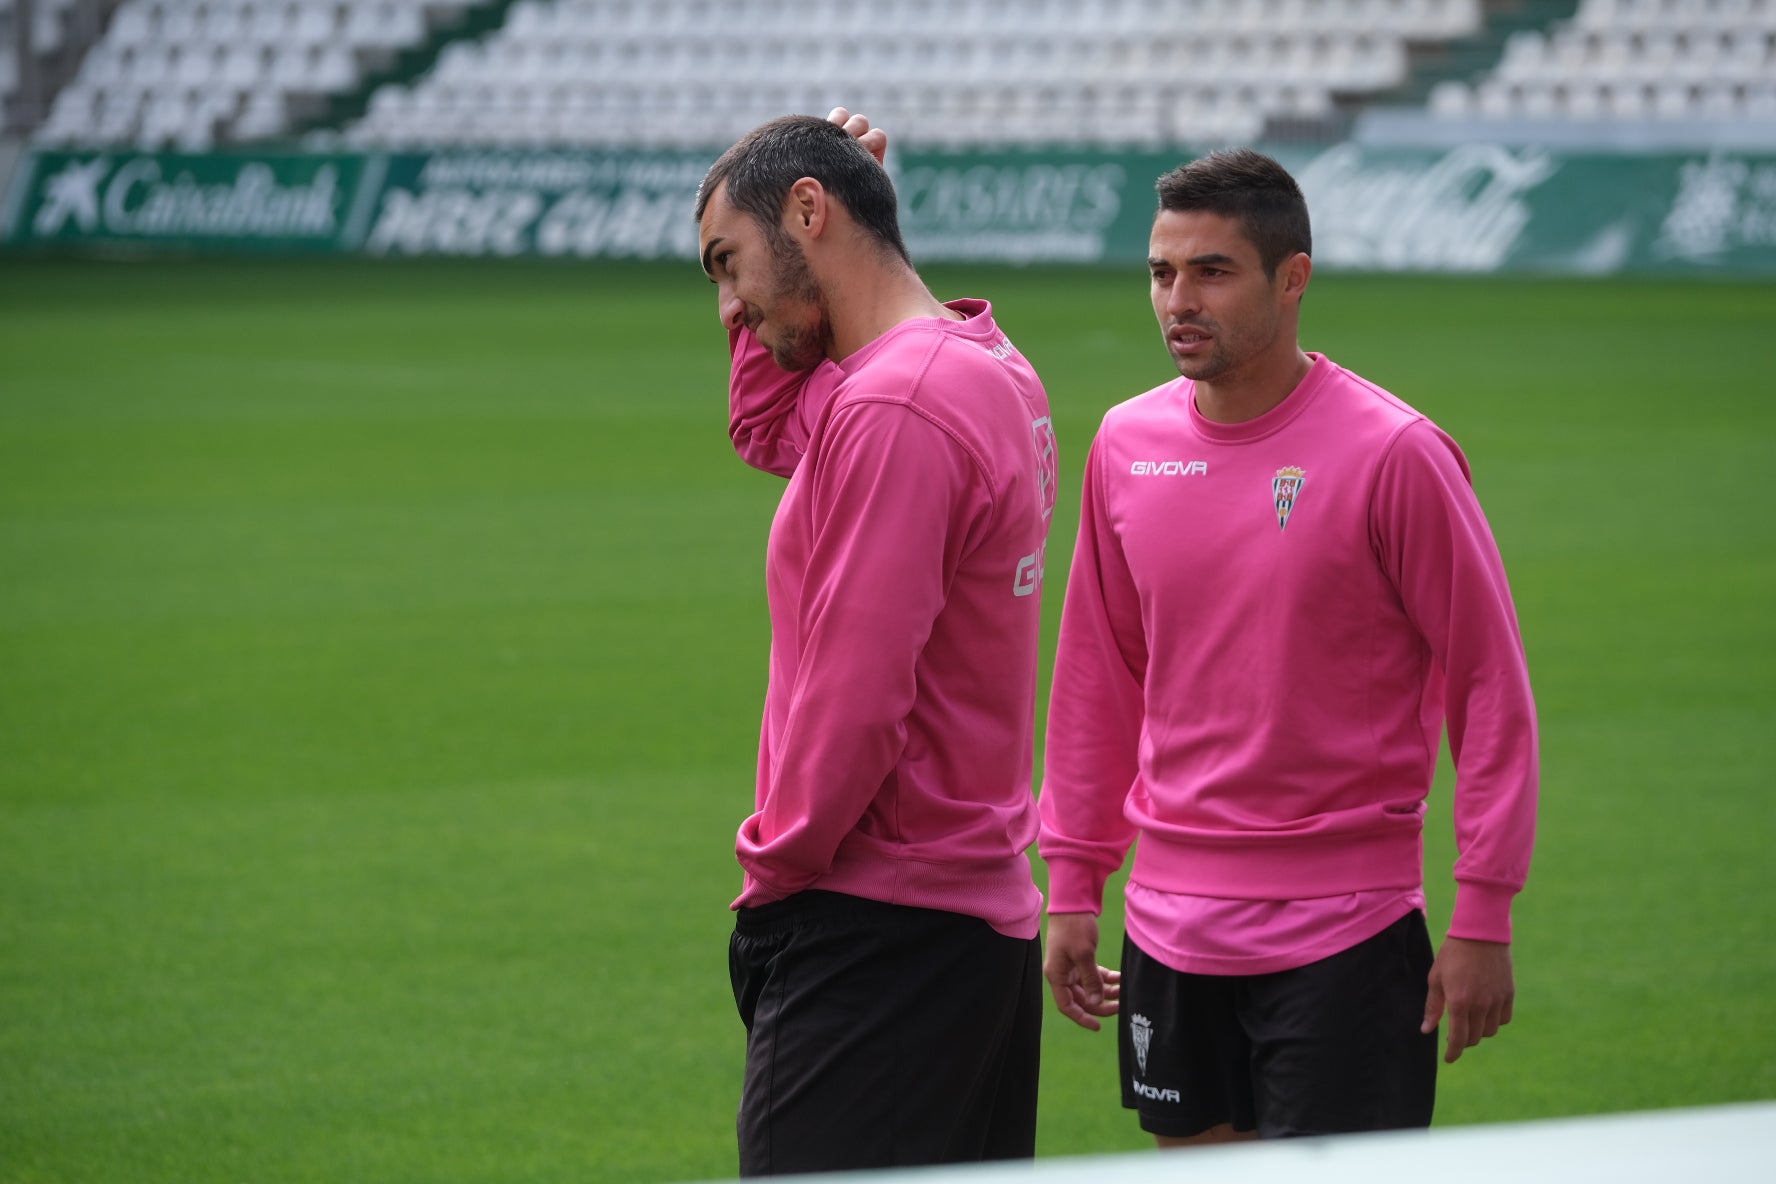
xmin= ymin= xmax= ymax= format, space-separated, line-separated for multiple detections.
xmin=695 ymin=115 xmax=910 ymax=265
xmin=1155 ymin=149 xmax=1311 ymax=276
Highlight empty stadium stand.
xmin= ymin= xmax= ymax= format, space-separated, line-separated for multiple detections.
xmin=25 ymin=0 xmax=491 ymax=148
xmin=2 ymin=0 xmax=102 ymax=134
xmin=1427 ymin=0 xmax=1776 ymax=124
xmin=340 ymin=0 xmax=1488 ymax=148
xmin=6 ymin=0 xmax=1771 ymax=151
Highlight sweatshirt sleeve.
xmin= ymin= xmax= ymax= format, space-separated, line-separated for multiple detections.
xmin=727 ymin=325 xmax=842 ymax=477
xmin=1373 ymin=421 xmax=1539 ymax=943
xmin=1038 ymin=433 xmax=1146 ymax=915
xmin=736 ymin=397 xmax=987 ymax=899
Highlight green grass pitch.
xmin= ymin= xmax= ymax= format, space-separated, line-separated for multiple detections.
xmin=2 ymin=257 xmax=1772 ymax=1182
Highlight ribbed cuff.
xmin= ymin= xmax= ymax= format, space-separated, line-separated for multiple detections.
xmin=1044 ymin=858 xmax=1110 ymax=916
xmin=1448 ymin=880 xmax=1517 ymax=944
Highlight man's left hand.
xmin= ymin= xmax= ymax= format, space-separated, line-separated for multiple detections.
xmin=1422 ymin=936 xmax=1515 ymax=1063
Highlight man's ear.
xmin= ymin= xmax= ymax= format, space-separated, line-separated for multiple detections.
xmin=1281 ymin=251 xmax=1312 ymax=303
xmin=784 ymin=177 xmax=828 ymax=239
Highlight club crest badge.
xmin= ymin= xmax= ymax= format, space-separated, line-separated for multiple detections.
xmin=1130 ymin=1012 xmax=1153 ymax=1076
xmin=1272 ymin=466 xmax=1306 ymax=532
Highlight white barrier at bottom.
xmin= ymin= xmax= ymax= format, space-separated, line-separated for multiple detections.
xmin=688 ymin=1101 xmax=1776 ymax=1184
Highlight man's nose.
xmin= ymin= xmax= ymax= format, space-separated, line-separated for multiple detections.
xmin=719 ymin=287 xmax=746 ymax=332
xmin=1162 ymin=275 xmax=1199 ymax=319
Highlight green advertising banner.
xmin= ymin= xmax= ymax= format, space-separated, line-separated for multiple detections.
xmin=1287 ymin=144 xmax=1776 ymax=276
xmin=896 ymin=143 xmax=1776 ymax=275
xmin=360 ymin=151 xmax=711 ymax=259
xmin=7 ymin=143 xmax=1776 ymax=276
xmin=3 ymin=150 xmax=382 ymax=252
xmin=895 ymin=152 xmax=1141 ymax=264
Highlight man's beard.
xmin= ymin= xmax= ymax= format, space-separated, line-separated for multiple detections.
xmin=763 ymin=228 xmax=832 ymax=372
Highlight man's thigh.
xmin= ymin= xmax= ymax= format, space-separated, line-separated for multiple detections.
xmin=1241 ymin=910 xmax=1439 ymax=1137
xmin=1118 ymin=935 xmax=1258 ymax=1139
xmin=730 ymin=891 xmax=1040 ymax=1176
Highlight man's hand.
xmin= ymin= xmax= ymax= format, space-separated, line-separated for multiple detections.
xmin=1044 ymin=912 xmax=1121 ymax=1031
xmin=827 ymin=106 xmax=888 ymax=165
xmin=1422 ymin=936 xmax=1515 ymax=1063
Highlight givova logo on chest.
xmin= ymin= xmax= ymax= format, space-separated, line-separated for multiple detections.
xmin=1129 ymin=459 xmax=1207 ymax=476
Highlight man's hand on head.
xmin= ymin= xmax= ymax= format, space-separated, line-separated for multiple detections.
xmin=827 ymin=107 xmax=888 ymax=166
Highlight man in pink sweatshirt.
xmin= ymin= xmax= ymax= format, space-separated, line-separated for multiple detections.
xmin=696 ymin=110 xmax=1056 ymax=1174
xmin=1040 ymin=149 xmax=1539 ymax=1144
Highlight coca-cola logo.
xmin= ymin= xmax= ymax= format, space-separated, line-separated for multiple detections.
xmin=1299 ymin=143 xmax=1557 ymax=272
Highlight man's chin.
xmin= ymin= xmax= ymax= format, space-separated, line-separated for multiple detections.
xmin=769 ymin=346 xmax=821 ymax=372
xmin=1172 ymin=354 xmax=1225 ymax=382
xmin=768 ymin=331 xmax=829 ymax=372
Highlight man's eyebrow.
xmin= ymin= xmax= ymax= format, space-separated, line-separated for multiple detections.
xmin=700 ymin=236 xmax=725 ymax=279
xmin=1148 ymin=252 xmax=1237 ymax=270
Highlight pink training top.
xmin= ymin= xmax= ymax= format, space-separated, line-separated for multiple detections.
xmin=728 ymin=299 xmax=1057 ymax=940
xmin=1039 ymin=355 xmax=1537 ymax=971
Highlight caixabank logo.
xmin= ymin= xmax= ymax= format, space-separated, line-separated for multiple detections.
xmin=11 ymin=152 xmax=352 ymax=246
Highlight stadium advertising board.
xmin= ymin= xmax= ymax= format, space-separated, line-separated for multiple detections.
xmin=896 ymin=144 xmax=1776 ymax=275
xmin=3 ymin=151 xmax=380 ymax=252
xmin=7 ymin=144 xmax=1776 ymax=276
xmin=362 ymin=152 xmax=709 ymax=259
xmin=1294 ymin=144 xmax=1776 ymax=275
xmin=893 ymin=153 xmax=1134 ymax=263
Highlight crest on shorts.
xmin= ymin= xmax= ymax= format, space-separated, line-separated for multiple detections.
xmin=1130 ymin=1012 xmax=1153 ymax=1076
xmin=1272 ymin=466 xmax=1306 ymax=532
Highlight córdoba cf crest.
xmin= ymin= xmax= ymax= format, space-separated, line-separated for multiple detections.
xmin=1273 ymin=466 xmax=1306 ymax=531
xmin=1130 ymin=1013 xmax=1153 ymax=1076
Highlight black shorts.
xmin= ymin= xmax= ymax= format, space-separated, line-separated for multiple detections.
xmin=1119 ymin=910 xmax=1438 ymax=1139
xmin=729 ymin=890 xmax=1042 ymax=1176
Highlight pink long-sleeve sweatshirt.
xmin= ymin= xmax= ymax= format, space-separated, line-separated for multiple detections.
xmin=727 ymin=299 xmax=1056 ymax=940
xmin=1039 ymin=355 xmax=1538 ymax=960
